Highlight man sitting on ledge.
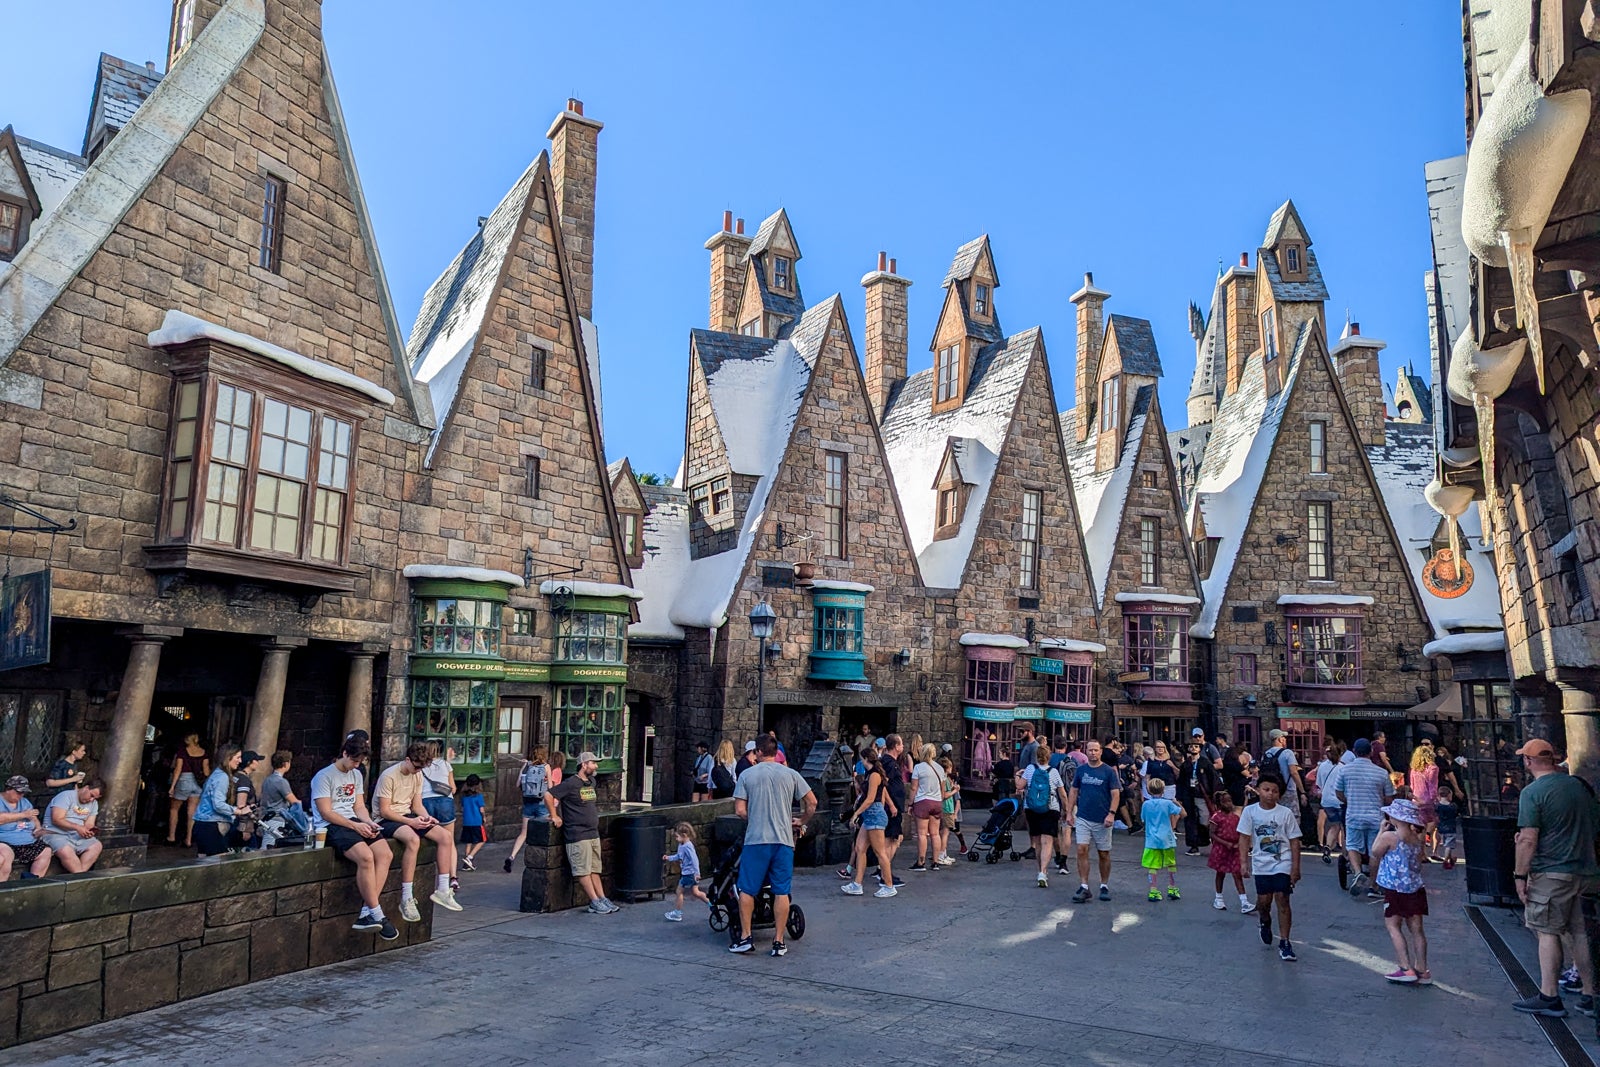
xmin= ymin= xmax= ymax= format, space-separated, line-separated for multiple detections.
xmin=0 ymin=775 xmax=53 ymax=880
xmin=311 ymin=734 xmax=398 ymax=941
xmin=372 ymin=742 xmax=463 ymax=920
xmin=43 ymin=777 xmax=104 ymax=873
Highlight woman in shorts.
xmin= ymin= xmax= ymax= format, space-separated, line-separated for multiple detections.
xmin=1018 ymin=747 xmax=1068 ymax=888
xmin=840 ymin=748 xmax=896 ymax=899
xmin=167 ymin=733 xmax=210 ymax=848
xmin=908 ymin=745 xmax=945 ymax=873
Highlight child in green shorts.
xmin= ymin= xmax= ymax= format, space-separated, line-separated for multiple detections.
xmin=1140 ymin=777 xmax=1185 ymax=901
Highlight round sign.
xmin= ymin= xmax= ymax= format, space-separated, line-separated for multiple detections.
xmin=1422 ymin=547 xmax=1473 ymax=599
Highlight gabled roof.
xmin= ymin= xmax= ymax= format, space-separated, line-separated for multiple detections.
xmin=0 ymin=129 xmax=42 ymax=216
xmin=13 ymin=136 xmax=87 ymax=222
xmin=1063 ymin=384 xmax=1153 ymax=603
xmin=1262 ymin=199 xmax=1311 ymax=248
xmin=1107 ymin=314 xmax=1162 ymax=378
xmin=739 ymin=212 xmax=806 ymax=333
xmin=942 ymin=234 xmax=997 ymax=287
xmin=746 ymin=207 xmax=799 ymax=259
xmin=83 ymin=53 xmax=163 ymax=157
xmin=1189 ymin=323 xmax=1311 ymax=637
xmin=629 ymin=483 xmax=690 ymax=640
xmin=881 ymin=327 xmax=1039 ymax=588
xmin=1261 ymin=245 xmax=1330 ymax=303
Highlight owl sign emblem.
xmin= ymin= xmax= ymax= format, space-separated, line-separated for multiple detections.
xmin=1422 ymin=547 xmax=1473 ymax=599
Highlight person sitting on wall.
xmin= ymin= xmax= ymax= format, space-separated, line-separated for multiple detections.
xmin=0 ymin=775 xmax=53 ymax=880
xmin=262 ymin=750 xmax=310 ymax=841
xmin=372 ymin=742 xmax=463 ymax=920
xmin=42 ymin=777 xmax=105 ymax=873
xmin=312 ymin=734 xmax=397 ymax=940
xmin=45 ymin=738 xmax=88 ymax=791
xmin=193 ymin=744 xmax=252 ymax=857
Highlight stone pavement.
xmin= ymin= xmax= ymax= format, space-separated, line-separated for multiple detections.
xmin=0 ymin=838 xmax=1569 ymax=1067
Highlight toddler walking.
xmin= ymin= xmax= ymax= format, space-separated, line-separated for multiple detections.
xmin=663 ymin=821 xmax=709 ymax=922
xmin=1434 ymin=786 xmax=1460 ymax=869
xmin=458 ymin=775 xmax=486 ymax=870
xmin=1206 ymin=790 xmax=1255 ymax=913
xmin=1140 ymin=778 xmax=1184 ymax=901
xmin=1371 ymin=798 xmax=1430 ymax=984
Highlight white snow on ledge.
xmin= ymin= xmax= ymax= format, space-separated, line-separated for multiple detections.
xmin=404 ymin=564 xmax=524 ymax=587
xmin=149 ymin=311 xmax=396 ymax=406
xmin=959 ymin=633 xmax=1030 ymax=649
xmin=1037 ymin=637 xmax=1108 ymax=654
xmin=1437 ymin=616 xmax=1504 ymax=632
xmin=1423 ymin=630 xmax=1506 ymax=657
xmin=808 ymin=580 xmax=875 ymax=594
xmin=1114 ymin=592 xmax=1201 ymax=606
xmin=540 ymin=579 xmax=643 ymax=600
xmin=1276 ymin=594 xmax=1375 ymax=607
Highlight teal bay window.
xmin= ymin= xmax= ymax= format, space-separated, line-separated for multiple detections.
xmin=808 ymin=588 xmax=867 ymax=682
xmin=546 ymin=587 xmax=636 ymax=774
xmin=556 ymin=610 xmax=627 ymax=663
xmin=408 ymin=678 xmax=497 ymax=769
xmin=553 ymin=683 xmax=625 ymax=770
xmin=406 ymin=574 xmax=514 ymax=776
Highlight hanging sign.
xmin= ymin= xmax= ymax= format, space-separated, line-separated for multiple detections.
xmin=835 ymin=682 xmax=873 ymax=692
xmin=0 ymin=569 xmax=50 ymax=672
xmin=1422 ymin=548 xmax=1474 ymax=599
xmin=1045 ymin=708 xmax=1093 ymax=723
xmin=1030 ymin=657 xmax=1064 ymax=676
xmin=962 ymin=706 xmax=1016 ymax=723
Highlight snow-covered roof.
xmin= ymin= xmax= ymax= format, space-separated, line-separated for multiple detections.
xmin=629 ymin=485 xmax=690 ymax=640
xmin=539 ymin=579 xmax=641 ymax=600
xmin=1116 ymin=592 xmax=1201 ymax=606
xmin=1189 ymin=325 xmax=1308 ymax=638
xmin=83 ymin=53 xmax=163 ymax=157
xmin=959 ymin=632 xmax=1029 ymax=649
xmin=147 ymin=310 xmax=396 ymax=405
xmin=1038 ymin=637 xmax=1108 ymax=653
xmin=1365 ymin=421 xmax=1501 ymax=637
xmin=1259 ymin=200 xmax=1329 ymax=303
xmin=1063 ymin=386 xmax=1150 ymax=604
xmin=14 ymin=137 xmax=86 ymax=223
xmin=1423 ymin=630 xmax=1506 ymax=657
xmin=809 ymin=580 xmax=875 ymax=593
xmin=1425 ymin=155 xmax=1470 ymax=402
xmin=402 ymin=564 xmax=524 ymax=587
xmin=1275 ymin=594 xmax=1376 ymax=607
xmin=880 ymin=327 xmax=1038 ymax=589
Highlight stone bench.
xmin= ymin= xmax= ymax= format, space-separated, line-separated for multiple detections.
xmin=0 ymin=844 xmax=436 ymax=1048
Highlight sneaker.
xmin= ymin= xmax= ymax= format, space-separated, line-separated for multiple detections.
xmin=874 ymin=884 xmax=898 ymax=898
xmin=1213 ymin=895 xmax=1227 ymax=911
xmin=1385 ymin=968 xmax=1419 ymax=984
xmin=729 ymin=937 xmax=753 ymax=954
xmin=1259 ymin=920 xmax=1274 ymax=946
xmin=1071 ymin=885 xmax=1092 ymax=903
xmin=503 ymin=857 xmax=514 ymax=873
xmin=1278 ymin=940 xmax=1297 ymax=962
xmin=910 ymin=862 xmax=928 ymax=873
xmin=398 ymin=897 xmax=422 ymax=923
xmin=351 ymin=912 xmax=382 ymax=931
xmin=1240 ymin=899 xmax=1257 ymax=914
xmin=876 ymin=875 xmax=907 ymax=888
xmin=769 ymin=940 xmax=788 ymax=957
xmin=1056 ymin=865 xmax=1072 ymax=877
xmin=1038 ymin=874 xmax=1049 ymax=889
xmin=378 ymin=918 xmax=399 ymax=942
xmin=1365 ymin=888 xmax=1383 ymax=900
xmin=599 ymin=898 xmax=622 ymax=913
xmin=1349 ymin=872 xmax=1368 ymax=897
xmin=586 ymin=901 xmax=609 ymax=915
xmin=1185 ymin=847 xmax=1201 ymax=856
xmin=1561 ymin=968 xmax=1583 ymax=991
xmin=1167 ymin=886 xmax=1181 ymax=900
xmin=665 ymin=910 xmax=683 ymax=922
xmin=1443 ymin=857 xmax=1456 ymax=871
xmin=1099 ymin=885 xmax=1111 ymax=902
xmin=1148 ymin=888 xmax=1162 ymax=902
xmin=430 ymin=887 xmax=463 ymax=913
xmin=461 ymin=856 xmax=475 ymax=872
xmin=1574 ymin=995 xmax=1596 ymax=1018
xmin=937 ymin=855 xmax=956 ymax=866
xmin=1416 ymin=971 xmax=1434 ymax=987
xmin=838 ymin=866 xmax=854 ymax=879
xmin=1322 ymin=846 xmax=1332 ymax=865
xmin=1512 ymin=993 xmax=1566 ymax=1017
xmin=841 ymin=882 xmax=864 ymax=896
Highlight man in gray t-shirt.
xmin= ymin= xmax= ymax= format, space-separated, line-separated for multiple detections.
xmin=729 ymin=737 xmax=817 ymax=956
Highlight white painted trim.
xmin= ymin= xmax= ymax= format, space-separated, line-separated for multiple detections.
xmin=809 ymin=579 xmax=875 ymax=593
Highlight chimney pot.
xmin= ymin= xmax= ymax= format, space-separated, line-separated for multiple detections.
xmin=1240 ymin=253 xmax=1249 ymax=268
xmin=1085 ymin=271 xmax=1094 ymax=286
xmin=736 ymin=218 xmax=745 ymax=235
xmin=146 ymin=60 xmax=156 ymax=72
xmin=1351 ymin=322 xmax=1361 ymax=336
xmin=877 ymin=251 xmax=887 ymax=272
xmin=568 ymin=98 xmax=583 ymax=115
xmin=722 ymin=209 xmax=733 ymax=233
xmin=477 ymin=216 xmax=487 ymax=228
xmin=889 ymin=257 xmax=897 ymax=274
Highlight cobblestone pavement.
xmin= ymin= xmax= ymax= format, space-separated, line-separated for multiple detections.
xmin=1 ymin=838 xmax=1568 ymax=1067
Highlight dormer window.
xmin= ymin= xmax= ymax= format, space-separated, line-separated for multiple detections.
xmin=974 ymin=283 xmax=990 ymax=317
xmin=740 ymin=318 xmax=762 ymax=337
xmin=1261 ymin=307 xmax=1277 ymax=362
xmin=1285 ymin=245 xmax=1300 ymax=274
xmin=1099 ymin=376 xmax=1120 ymax=433
xmin=710 ymin=476 xmax=731 ymax=515
xmin=935 ymin=344 xmax=961 ymax=405
xmin=938 ymin=487 xmax=960 ymax=530
xmin=0 ymin=201 xmax=22 ymax=260
xmin=772 ymin=256 xmax=791 ymax=292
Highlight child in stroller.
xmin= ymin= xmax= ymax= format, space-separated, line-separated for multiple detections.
xmin=706 ymin=840 xmax=805 ymax=945
xmin=966 ymin=796 xmax=1022 ymax=863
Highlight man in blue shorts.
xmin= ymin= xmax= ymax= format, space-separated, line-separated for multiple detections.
xmin=730 ymin=736 xmax=817 ymax=957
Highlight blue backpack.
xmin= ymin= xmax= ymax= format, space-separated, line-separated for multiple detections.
xmin=1026 ymin=767 xmax=1054 ymax=813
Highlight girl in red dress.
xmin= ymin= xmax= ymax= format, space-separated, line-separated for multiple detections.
xmin=1207 ymin=790 xmax=1255 ymax=913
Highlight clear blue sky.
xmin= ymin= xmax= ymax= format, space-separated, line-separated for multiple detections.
xmin=3 ymin=2 xmax=1465 ymax=479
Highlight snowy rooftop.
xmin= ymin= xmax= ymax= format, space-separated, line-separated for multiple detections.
xmin=1187 ymin=273 xmax=1227 ymax=406
xmin=84 ymin=53 xmax=163 ymax=156
xmin=14 ymin=137 xmax=87 ymax=223
xmin=629 ymin=485 xmax=690 ymax=640
xmin=1062 ymin=385 xmax=1152 ymax=605
xmin=1425 ymin=155 xmax=1471 ymax=369
xmin=880 ymin=326 xmax=1039 ymax=589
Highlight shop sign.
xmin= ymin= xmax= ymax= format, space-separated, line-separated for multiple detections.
xmin=549 ymin=663 xmax=629 ymax=684
xmin=1044 ymin=708 xmax=1093 ymax=723
xmin=1118 ymin=670 xmax=1151 ymax=683
xmin=501 ymin=662 xmax=551 ymax=682
xmin=0 ymin=569 xmax=50 ymax=672
xmin=836 ymin=682 xmax=872 ymax=692
xmin=812 ymin=591 xmax=867 ymax=609
xmin=410 ymin=656 xmax=505 ymax=680
xmin=1030 ymin=656 xmax=1064 ymax=676
xmin=962 ymin=705 xmax=1016 ymax=723
xmin=1277 ymin=705 xmax=1408 ymax=721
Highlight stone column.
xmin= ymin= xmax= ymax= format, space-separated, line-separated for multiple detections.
xmin=344 ymin=648 xmax=380 ymax=741
xmin=100 ymin=627 xmax=182 ymax=836
xmin=1559 ymin=684 xmax=1600 ymax=789
xmin=244 ymin=638 xmax=306 ymax=788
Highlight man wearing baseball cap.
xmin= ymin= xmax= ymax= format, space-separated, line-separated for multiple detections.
xmin=546 ymin=752 xmax=617 ymax=914
xmin=1512 ymin=738 xmax=1600 ymax=1017
xmin=0 ymin=775 xmax=53 ymax=880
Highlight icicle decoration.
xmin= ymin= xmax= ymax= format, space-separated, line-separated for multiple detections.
xmin=1446 ymin=332 xmax=1526 ymax=532
xmin=1424 ymin=478 xmax=1475 ymax=571
xmin=1501 ymin=225 xmax=1546 ymax=392
xmin=1474 ymin=392 xmax=1500 ymax=521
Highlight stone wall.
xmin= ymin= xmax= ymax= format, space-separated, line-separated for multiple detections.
xmin=0 ymin=846 xmax=435 ymax=1047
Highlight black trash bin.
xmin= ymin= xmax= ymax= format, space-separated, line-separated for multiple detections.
xmin=612 ymin=814 xmax=669 ymax=902
xmin=1463 ymin=814 xmax=1518 ymax=907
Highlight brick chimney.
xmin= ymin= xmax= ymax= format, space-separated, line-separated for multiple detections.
xmin=863 ymin=252 xmax=912 ymax=422
xmin=705 ymin=212 xmax=751 ymax=331
xmin=546 ymin=98 xmax=603 ymax=321
xmin=1070 ymin=272 xmax=1110 ymax=442
xmin=1222 ymin=252 xmax=1257 ymax=398
xmin=1330 ymin=322 xmax=1389 ymax=447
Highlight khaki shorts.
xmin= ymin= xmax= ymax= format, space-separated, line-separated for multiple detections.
xmin=565 ymin=838 xmax=603 ymax=877
xmin=940 ymin=812 xmax=957 ymax=831
xmin=1524 ymin=872 xmax=1598 ymax=936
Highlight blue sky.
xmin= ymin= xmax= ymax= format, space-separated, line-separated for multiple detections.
xmin=4 ymin=2 xmax=1465 ymax=478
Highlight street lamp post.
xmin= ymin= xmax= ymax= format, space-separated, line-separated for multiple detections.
xmin=749 ymin=600 xmax=777 ymax=734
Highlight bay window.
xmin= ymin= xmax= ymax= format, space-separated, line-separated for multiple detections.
xmin=1043 ymin=653 xmax=1094 ymax=709
xmin=553 ymin=683 xmax=625 ymax=766
xmin=965 ymin=656 xmax=1015 ymax=705
xmin=416 ymin=597 xmax=502 ymax=657
xmin=1285 ymin=608 xmax=1364 ymax=702
xmin=555 ymin=610 xmax=627 ymax=663
xmin=1123 ymin=604 xmax=1190 ymax=700
xmin=808 ymin=587 xmax=868 ymax=682
xmin=408 ymin=678 xmax=496 ymax=768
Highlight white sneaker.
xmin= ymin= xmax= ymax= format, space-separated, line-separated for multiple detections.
xmin=1037 ymin=874 xmax=1049 ymax=888
xmin=664 ymin=910 xmax=683 ymax=922
xmin=874 ymin=884 xmax=898 ymax=898
xmin=1240 ymin=899 xmax=1257 ymax=914
xmin=841 ymin=882 xmax=864 ymax=896
xmin=1213 ymin=895 xmax=1227 ymax=911
xmin=429 ymin=887 xmax=463 ymax=913
xmin=938 ymin=854 xmax=956 ymax=866
xmin=398 ymin=897 xmax=421 ymax=923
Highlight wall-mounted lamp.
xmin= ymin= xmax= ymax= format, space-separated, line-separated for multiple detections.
xmin=765 ymin=641 xmax=783 ymax=662
xmin=1396 ymin=643 xmax=1418 ymax=673
xmin=893 ymin=647 xmax=912 ymax=668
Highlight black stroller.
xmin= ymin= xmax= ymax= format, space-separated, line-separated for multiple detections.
xmin=706 ymin=840 xmax=806 ymax=945
xmin=966 ymin=797 xmax=1022 ymax=863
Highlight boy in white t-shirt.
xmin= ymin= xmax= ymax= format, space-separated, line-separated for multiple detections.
xmin=1237 ymin=774 xmax=1302 ymax=963
xmin=311 ymin=734 xmax=397 ymax=941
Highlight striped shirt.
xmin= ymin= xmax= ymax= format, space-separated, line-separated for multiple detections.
xmin=1338 ymin=758 xmax=1394 ymax=827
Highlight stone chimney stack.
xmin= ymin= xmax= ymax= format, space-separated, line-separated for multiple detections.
xmin=1070 ymin=272 xmax=1111 ymax=442
xmin=546 ymin=98 xmax=603 ymax=321
xmin=1331 ymin=322 xmax=1389 ymax=447
xmin=1222 ymin=252 xmax=1257 ymax=398
xmin=863 ymin=251 xmax=912 ymax=423
xmin=705 ymin=212 xmax=751 ymax=331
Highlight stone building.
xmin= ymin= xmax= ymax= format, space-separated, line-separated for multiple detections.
xmin=1172 ymin=202 xmax=1443 ymax=756
xmin=0 ymin=0 xmax=427 ymax=845
xmin=1062 ymin=277 xmax=1205 ymax=750
xmin=1425 ymin=0 xmax=1600 ymax=792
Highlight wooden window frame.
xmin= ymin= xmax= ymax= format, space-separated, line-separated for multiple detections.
xmin=1285 ymin=245 xmax=1300 ymax=275
xmin=1139 ymin=517 xmax=1159 ymax=585
xmin=173 ymin=0 xmax=196 ymax=55
xmin=1236 ymin=652 xmax=1258 ymax=685
xmin=1123 ymin=610 xmax=1188 ymax=682
xmin=528 ymin=343 xmax=548 ymax=391
xmin=1019 ymin=489 xmax=1042 ymax=591
xmin=620 ymin=511 xmax=642 ymax=565
xmin=258 ymin=174 xmax=287 ymax=274
xmin=824 ymin=451 xmax=848 ymax=560
xmin=974 ymin=282 xmax=990 ymax=318
xmin=509 ymin=608 xmax=537 ymax=637
xmin=1099 ymin=376 xmax=1120 ymax=434
xmin=524 ymin=455 xmax=542 ymax=500
xmin=710 ymin=476 xmax=731 ymax=516
xmin=1140 ymin=470 xmax=1158 ymax=490
xmin=1309 ymin=420 xmax=1327 ymax=474
xmin=937 ymin=486 xmax=960 ymax=532
xmin=1307 ymin=500 xmax=1332 ymax=579
xmin=1286 ymin=612 xmax=1363 ymax=689
xmin=964 ymin=657 xmax=1015 ymax=705
xmin=689 ymin=482 xmax=710 ymax=518
xmin=740 ymin=318 xmax=762 ymax=337
xmin=935 ymin=343 xmax=962 ymax=406
xmin=1261 ymin=307 xmax=1277 ymax=362
xmin=772 ymin=255 xmax=791 ymax=292
xmin=0 ymin=198 xmax=26 ymax=261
